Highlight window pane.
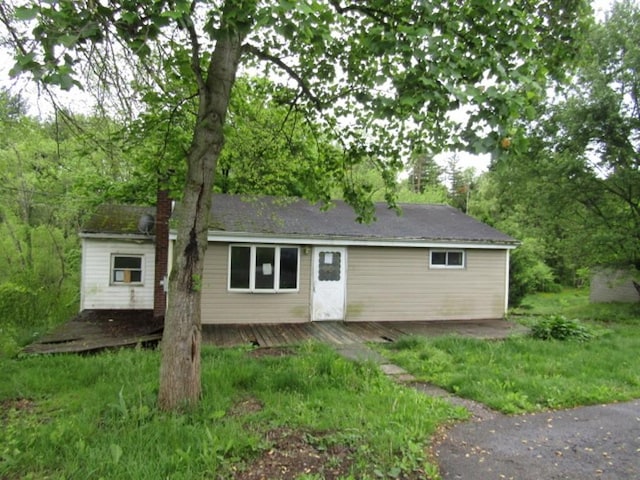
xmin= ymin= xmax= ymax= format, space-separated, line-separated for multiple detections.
xmin=230 ymin=246 xmax=251 ymax=289
xmin=318 ymin=251 xmax=341 ymax=281
xmin=431 ymin=251 xmax=446 ymax=265
xmin=279 ymin=248 xmax=298 ymax=289
xmin=255 ymin=247 xmax=275 ymax=289
xmin=448 ymin=251 xmax=463 ymax=266
xmin=114 ymin=256 xmax=141 ymax=269
xmin=130 ymin=270 xmax=142 ymax=282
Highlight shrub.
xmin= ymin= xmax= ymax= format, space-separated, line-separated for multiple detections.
xmin=508 ymin=240 xmax=560 ymax=307
xmin=530 ymin=315 xmax=594 ymax=342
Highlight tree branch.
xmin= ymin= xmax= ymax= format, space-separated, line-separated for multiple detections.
xmin=242 ymin=44 xmax=323 ymax=112
xmin=177 ymin=1 xmax=205 ymax=92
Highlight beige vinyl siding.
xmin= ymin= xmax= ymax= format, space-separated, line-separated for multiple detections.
xmin=201 ymin=243 xmax=311 ymax=324
xmin=346 ymin=247 xmax=508 ymax=321
xmin=80 ymin=239 xmax=155 ymax=310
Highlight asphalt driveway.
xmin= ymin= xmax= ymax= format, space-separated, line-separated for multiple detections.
xmin=435 ymin=399 xmax=640 ymax=480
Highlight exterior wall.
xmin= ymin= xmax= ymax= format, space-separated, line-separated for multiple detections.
xmin=200 ymin=243 xmax=312 ymax=324
xmin=345 ymin=247 xmax=508 ymax=321
xmin=590 ymin=268 xmax=640 ymax=303
xmin=80 ymin=238 xmax=155 ymax=310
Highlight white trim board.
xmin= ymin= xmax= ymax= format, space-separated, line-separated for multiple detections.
xmin=195 ymin=232 xmax=518 ymax=250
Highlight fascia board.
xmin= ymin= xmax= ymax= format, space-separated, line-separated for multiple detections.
xmin=193 ymin=231 xmax=518 ymax=250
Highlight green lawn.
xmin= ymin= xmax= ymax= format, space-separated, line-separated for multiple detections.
xmin=380 ymin=289 xmax=640 ymax=414
xmin=0 ymin=343 xmax=466 ymax=479
xmin=3 ymin=289 xmax=639 ymax=478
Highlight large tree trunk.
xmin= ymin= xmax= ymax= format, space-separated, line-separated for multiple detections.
xmin=158 ymin=20 xmax=246 ymax=411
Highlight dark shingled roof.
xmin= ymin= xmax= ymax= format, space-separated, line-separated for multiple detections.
xmin=82 ymin=204 xmax=156 ymax=236
xmin=82 ymin=194 xmax=517 ymax=245
xmin=208 ymin=194 xmax=517 ymax=245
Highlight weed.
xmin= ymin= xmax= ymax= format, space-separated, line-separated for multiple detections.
xmin=530 ymin=315 xmax=594 ymax=341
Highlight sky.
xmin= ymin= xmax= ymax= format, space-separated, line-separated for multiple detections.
xmin=0 ymin=0 xmax=620 ymax=175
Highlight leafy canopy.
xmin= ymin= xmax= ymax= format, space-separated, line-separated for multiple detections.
xmin=1 ymin=0 xmax=592 ymax=214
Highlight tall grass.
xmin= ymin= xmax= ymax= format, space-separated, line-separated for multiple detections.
xmin=382 ymin=290 xmax=640 ymax=414
xmin=1 ymin=343 xmax=466 ymax=479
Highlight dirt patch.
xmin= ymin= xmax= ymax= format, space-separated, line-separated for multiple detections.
xmin=1 ymin=398 xmax=36 ymax=422
xmin=234 ymin=428 xmax=354 ymax=480
xmin=228 ymin=397 xmax=264 ymax=417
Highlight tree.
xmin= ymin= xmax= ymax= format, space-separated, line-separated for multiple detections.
xmin=486 ymin=0 xmax=640 ymax=286
xmin=407 ymin=148 xmax=442 ymax=195
xmin=1 ymin=0 xmax=592 ymax=410
xmin=216 ymin=77 xmax=342 ymax=199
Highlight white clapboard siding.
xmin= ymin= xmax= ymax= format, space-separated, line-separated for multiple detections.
xmin=346 ymin=247 xmax=508 ymax=321
xmin=81 ymin=239 xmax=156 ymax=310
xmin=201 ymin=243 xmax=312 ymax=324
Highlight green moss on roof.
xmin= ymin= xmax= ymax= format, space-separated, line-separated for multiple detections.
xmin=82 ymin=204 xmax=156 ymax=235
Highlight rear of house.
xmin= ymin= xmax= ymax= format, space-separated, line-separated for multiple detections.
xmin=80 ymin=194 xmax=517 ymax=324
xmin=200 ymin=243 xmax=510 ymax=324
xmin=195 ymin=194 xmax=516 ymax=324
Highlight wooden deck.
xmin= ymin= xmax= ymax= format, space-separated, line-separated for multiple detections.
xmin=23 ymin=310 xmax=522 ymax=354
xmin=23 ymin=310 xmax=163 ymax=355
xmin=202 ymin=319 xmax=521 ymax=348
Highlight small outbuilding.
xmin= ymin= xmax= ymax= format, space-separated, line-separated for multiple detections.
xmin=80 ymin=194 xmax=518 ymax=324
xmin=589 ymin=268 xmax=640 ymax=303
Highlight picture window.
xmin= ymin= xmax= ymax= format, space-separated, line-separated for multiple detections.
xmin=229 ymin=245 xmax=299 ymax=292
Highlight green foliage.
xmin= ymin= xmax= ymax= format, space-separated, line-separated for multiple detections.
xmin=508 ymin=239 xmax=560 ymax=306
xmin=215 ymin=78 xmax=343 ymax=203
xmin=380 ymin=289 xmax=640 ymax=414
xmin=484 ymin=1 xmax=640 ymax=283
xmin=2 ymin=0 xmax=593 ymax=216
xmin=530 ymin=315 xmax=594 ymax=342
xmin=0 ymin=344 xmax=465 ymax=478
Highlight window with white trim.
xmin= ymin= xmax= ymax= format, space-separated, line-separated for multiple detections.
xmin=229 ymin=245 xmax=299 ymax=292
xmin=429 ymin=250 xmax=465 ymax=269
xmin=111 ymin=254 xmax=144 ymax=284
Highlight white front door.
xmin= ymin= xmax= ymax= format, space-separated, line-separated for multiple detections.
xmin=312 ymin=247 xmax=347 ymax=321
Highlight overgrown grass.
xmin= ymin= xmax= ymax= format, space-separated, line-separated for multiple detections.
xmin=1 ymin=343 xmax=466 ymax=479
xmin=380 ymin=290 xmax=640 ymax=414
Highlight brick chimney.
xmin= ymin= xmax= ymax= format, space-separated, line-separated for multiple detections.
xmin=154 ymin=188 xmax=171 ymax=319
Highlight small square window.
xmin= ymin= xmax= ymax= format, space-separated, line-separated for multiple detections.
xmin=112 ymin=255 xmax=143 ymax=284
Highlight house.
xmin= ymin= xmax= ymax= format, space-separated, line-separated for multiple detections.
xmin=79 ymin=193 xmax=518 ymax=324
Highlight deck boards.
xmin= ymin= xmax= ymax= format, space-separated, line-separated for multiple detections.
xmin=24 ymin=311 xmax=523 ymax=354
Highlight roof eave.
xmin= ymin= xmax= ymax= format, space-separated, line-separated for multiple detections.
xmin=80 ymin=232 xmax=155 ymax=242
xmin=192 ymin=230 xmax=518 ymax=249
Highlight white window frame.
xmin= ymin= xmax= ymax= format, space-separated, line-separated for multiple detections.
xmin=111 ymin=254 xmax=144 ymax=285
xmin=228 ymin=245 xmax=300 ymax=293
xmin=429 ymin=249 xmax=465 ymax=269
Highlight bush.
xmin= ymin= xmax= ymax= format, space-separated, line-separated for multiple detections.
xmin=530 ymin=315 xmax=594 ymax=342
xmin=509 ymin=240 xmax=560 ymax=307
